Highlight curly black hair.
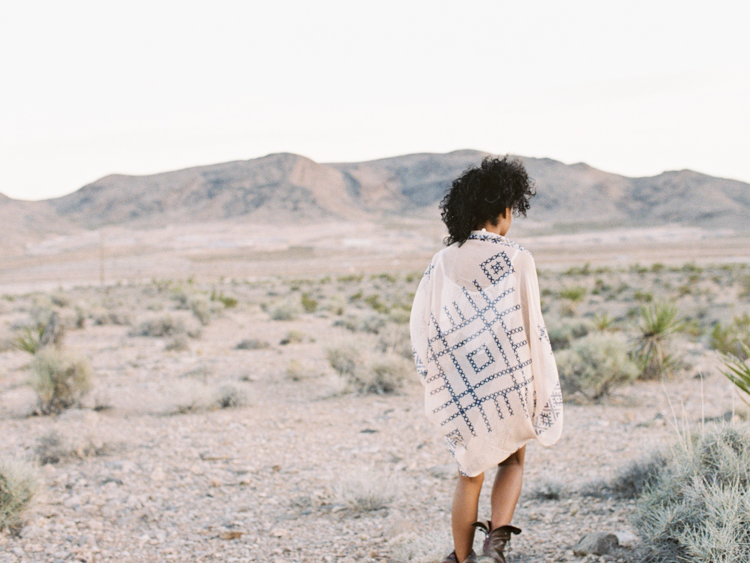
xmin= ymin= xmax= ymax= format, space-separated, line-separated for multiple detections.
xmin=439 ymin=156 xmax=536 ymax=246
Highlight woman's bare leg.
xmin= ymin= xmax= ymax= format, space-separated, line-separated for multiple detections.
xmin=490 ymin=446 xmax=525 ymax=528
xmin=452 ymin=471 xmax=484 ymax=562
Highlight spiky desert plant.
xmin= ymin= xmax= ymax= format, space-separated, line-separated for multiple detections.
xmin=633 ymin=302 xmax=682 ymax=379
xmin=28 ymin=349 xmax=93 ymax=414
xmin=13 ymin=324 xmax=45 ymax=354
xmin=0 ymin=457 xmax=39 ymax=529
xmin=711 ymin=314 xmax=750 ymax=359
xmin=592 ymin=313 xmax=615 ymax=331
xmin=720 ymin=345 xmax=750 ymax=407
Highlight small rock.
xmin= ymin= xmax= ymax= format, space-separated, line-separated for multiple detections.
xmin=573 ymin=532 xmax=619 ymax=556
xmin=20 ymin=525 xmax=44 ymax=539
xmin=614 ymin=530 xmax=638 ymax=548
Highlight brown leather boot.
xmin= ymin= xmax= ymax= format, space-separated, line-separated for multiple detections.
xmin=472 ymin=523 xmax=521 ymax=563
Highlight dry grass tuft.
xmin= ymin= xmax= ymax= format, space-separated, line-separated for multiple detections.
xmin=28 ymin=349 xmax=93 ymax=415
xmin=0 ymin=457 xmax=39 ymax=529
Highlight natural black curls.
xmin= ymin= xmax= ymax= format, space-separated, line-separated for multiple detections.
xmin=439 ymin=156 xmax=536 ymax=246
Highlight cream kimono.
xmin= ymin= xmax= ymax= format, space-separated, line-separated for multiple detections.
xmin=410 ymin=231 xmax=563 ymax=476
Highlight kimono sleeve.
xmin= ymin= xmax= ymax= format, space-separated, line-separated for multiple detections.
xmin=515 ymin=251 xmax=563 ymax=446
xmin=409 ymin=262 xmax=434 ymax=384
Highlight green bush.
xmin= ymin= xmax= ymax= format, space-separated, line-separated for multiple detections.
xmin=0 ymin=457 xmax=38 ymax=529
xmin=556 ymin=333 xmax=638 ymax=401
xmin=353 ymin=356 xmax=411 ymax=395
xmin=558 ymin=286 xmax=586 ymax=302
xmin=300 ymin=293 xmax=318 ymax=313
xmin=211 ymin=291 xmax=238 ymax=308
xmin=130 ymin=315 xmax=190 ymax=337
xmin=711 ymin=314 xmax=750 ymax=359
xmin=327 ymin=345 xmax=362 ymax=378
xmin=28 ymin=349 xmax=93 ymax=414
xmin=547 ymin=320 xmax=590 ymax=351
xmin=270 ymin=302 xmax=300 ymax=321
xmin=634 ymin=424 xmax=750 ymax=563
xmin=326 ymin=346 xmax=409 ymax=394
xmin=236 ymin=338 xmax=271 ymax=350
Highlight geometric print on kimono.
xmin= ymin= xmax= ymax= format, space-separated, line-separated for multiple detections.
xmin=425 ymin=260 xmax=532 ymax=446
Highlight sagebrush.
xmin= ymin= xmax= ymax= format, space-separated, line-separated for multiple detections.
xmin=0 ymin=457 xmax=38 ymax=529
xmin=634 ymin=424 xmax=750 ymax=563
xmin=28 ymin=349 xmax=93 ymax=414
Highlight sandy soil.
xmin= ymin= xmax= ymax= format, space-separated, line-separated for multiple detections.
xmin=1 ymin=225 xmax=749 ymax=562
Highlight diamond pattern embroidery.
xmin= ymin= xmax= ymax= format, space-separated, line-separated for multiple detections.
xmin=425 ymin=278 xmax=532 ymax=439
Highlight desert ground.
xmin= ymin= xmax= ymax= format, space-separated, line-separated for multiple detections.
xmin=1 ymin=221 xmax=750 ymax=563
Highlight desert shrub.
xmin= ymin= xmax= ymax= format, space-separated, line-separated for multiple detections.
xmin=558 ymin=286 xmax=586 ymax=302
xmin=387 ymin=306 xmax=411 ymax=324
xmin=634 ymin=423 xmax=750 ymax=563
xmin=528 ymin=479 xmax=566 ymax=501
xmin=335 ymin=471 xmax=395 ymax=513
xmin=364 ymin=294 xmax=389 ymax=313
xmin=327 ymin=345 xmax=362 ymax=378
xmin=285 ymin=359 xmax=314 ymax=381
xmin=165 ymin=334 xmax=190 ymax=352
xmin=280 ymin=330 xmax=307 ymax=345
xmin=212 ymin=384 xmax=248 ymax=409
xmin=547 ymin=320 xmax=590 ymax=351
xmin=167 ymin=380 xmax=247 ymax=413
xmin=633 ymin=302 xmax=682 ymax=379
xmin=556 ymin=333 xmax=639 ymax=401
xmin=592 ymin=313 xmax=615 ymax=331
xmin=189 ymin=296 xmax=214 ymax=326
xmin=711 ymin=314 xmax=750 ymax=359
xmin=352 ymin=356 xmax=411 ymax=395
xmin=35 ymin=431 xmax=109 ymax=465
xmin=580 ymin=451 xmax=667 ymax=499
xmin=720 ymin=348 xmax=750 ymax=406
xmin=14 ymin=324 xmax=45 ymax=354
xmin=377 ymin=325 xmax=413 ymax=360
xmin=300 ymin=293 xmax=318 ymax=313
xmin=0 ymin=457 xmax=39 ymax=529
xmin=236 ymin=338 xmax=270 ymax=350
xmin=334 ymin=313 xmax=387 ymax=334
xmin=211 ymin=291 xmax=238 ymax=308
xmin=130 ymin=315 xmax=195 ymax=338
xmin=270 ymin=301 xmax=300 ymax=321
xmin=634 ymin=290 xmax=654 ymax=303
xmin=28 ymin=349 xmax=93 ymax=414
xmin=608 ymin=452 xmax=667 ymax=499
xmin=91 ymin=309 xmax=132 ymax=326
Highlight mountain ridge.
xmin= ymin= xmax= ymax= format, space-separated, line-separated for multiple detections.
xmin=2 ymin=150 xmax=749 ymax=232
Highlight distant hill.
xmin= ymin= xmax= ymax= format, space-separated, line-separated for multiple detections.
xmin=4 ymin=150 xmax=749 ymax=232
xmin=0 ymin=194 xmax=75 ymax=252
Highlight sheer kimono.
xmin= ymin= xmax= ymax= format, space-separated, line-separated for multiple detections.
xmin=410 ymin=231 xmax=563 ymax=476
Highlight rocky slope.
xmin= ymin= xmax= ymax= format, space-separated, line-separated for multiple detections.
xmin=3 ymin=151 xmax=749 ymax=232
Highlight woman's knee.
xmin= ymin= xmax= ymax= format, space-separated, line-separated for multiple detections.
xmin=498 ymin=446 xmax=526 ymax=467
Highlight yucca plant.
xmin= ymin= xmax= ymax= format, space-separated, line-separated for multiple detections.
xmin=592 ymin=313 xmax=615 ymax=331
xmin=633 ymin=302 xmax=682 ymax=379
xmin=720 ymin=343 xmax=750 ymax=407
xmin=13 ymin=323 xmax=45 ymax=354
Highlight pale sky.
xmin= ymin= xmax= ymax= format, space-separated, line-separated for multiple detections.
xmin=1 ymin=0 xmax=748 ymax=201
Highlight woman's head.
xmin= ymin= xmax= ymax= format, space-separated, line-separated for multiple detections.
xmin=439 ymin=156 xmax=536 ymax=246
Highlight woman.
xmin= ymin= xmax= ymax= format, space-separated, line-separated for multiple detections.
xmin=410 ymin=156 xmax=563 ymax=563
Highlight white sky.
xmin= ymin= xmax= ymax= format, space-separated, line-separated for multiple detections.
xmin=1 ymin=0 xmax=748 ymax=201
